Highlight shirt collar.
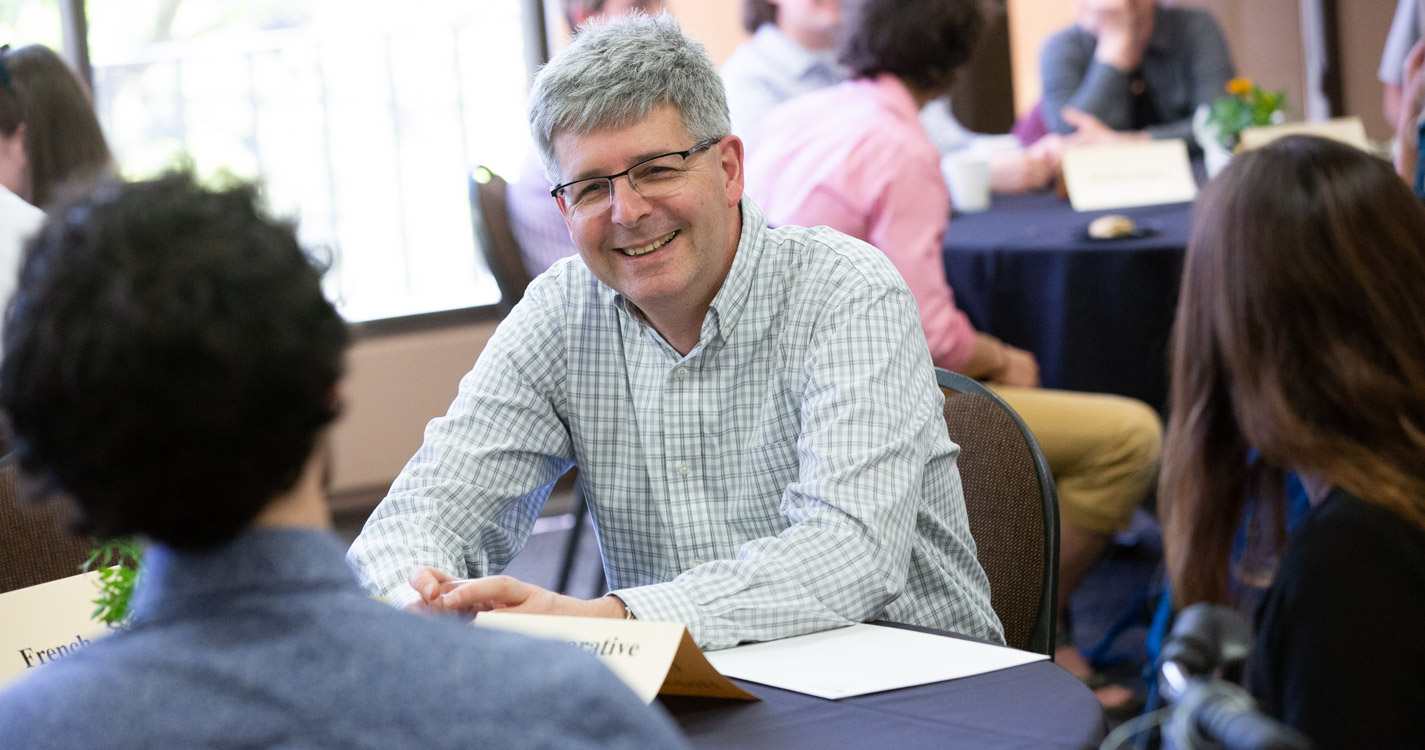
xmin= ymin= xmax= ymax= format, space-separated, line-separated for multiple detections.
xmin=611 ymin=199 xmax=766 ymax=352
xmin=857 ymin=74 xmax=921 ymax=125
xmin=752 ymin=23 xmax=842 ymax=83
xmin=129 ymin=528 xmax=361 ymax=624
xmin=701 ymin=198 xmax=767 ymax=343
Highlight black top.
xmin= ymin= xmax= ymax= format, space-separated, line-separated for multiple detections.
xmin=1249 ymin=488 xmax=1425 ymax=748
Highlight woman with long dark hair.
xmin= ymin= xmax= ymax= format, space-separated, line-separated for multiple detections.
xmin=0 ymin=44 xmax=111 ymax=210
xmin=0 ymin=44 xmax=112 ymax=344
xmin=1162 ymin=135 xmax=1425 ymax=746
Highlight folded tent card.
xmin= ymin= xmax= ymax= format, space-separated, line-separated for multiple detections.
xmin=472 ymin=611 xmax=758 ymax=703
xmin=1061 ymin=138 xmax=1198 ymax=212
xmin=1236 ymin=116 xmax=1370 ymax=152
xmin=0 ymin=572 xmax=112 ymax=687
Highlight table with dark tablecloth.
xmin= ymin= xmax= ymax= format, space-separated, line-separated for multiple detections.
xmin=662 ymin=624 xmax=1106 ymax=750
xmin=942 ymin=192 xmax=1194 ymax=412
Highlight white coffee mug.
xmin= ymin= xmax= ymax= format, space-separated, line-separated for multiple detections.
xmin=942 ymin=153 xmax=991 ymax=213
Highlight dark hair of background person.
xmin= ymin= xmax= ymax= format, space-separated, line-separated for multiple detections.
xmin=0 ymin=172 xmax=349 ymax=551
xmin=1161 ymin=135 xmax=1425 ymax=607
xmin=0 ymin=44 xmax=112 ymax=209
xmin=743 ymin=0 xmax=777 ymax=33
xmin=836 ymin=0 xmax=984 ymax=94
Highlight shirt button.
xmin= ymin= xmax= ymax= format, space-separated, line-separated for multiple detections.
xmin=677 ymin=461 xmax=691 ymax=476
xmin=676 ymin=367 xmax=689 ymax=381
xmin=692 ymin=559 xmax=706 ymax=567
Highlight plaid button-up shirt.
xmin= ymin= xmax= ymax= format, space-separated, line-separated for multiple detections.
xmin=348 ymin=200 xmax=1002 ymax=650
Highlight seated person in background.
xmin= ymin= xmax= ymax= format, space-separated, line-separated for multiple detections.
xmin=506 ymin=0 xmax=666 ymax=276
xmin=1380 ymin=0 xmax=1422 ymax=125
xmin=721 ymin=0 xmax=1060 ymax=194
xmin=348 ymin=12 xmax=1002 ymax=651
xmin=745 ymin=0 xmax=1160 ymax=708
xmin=1041 ymin=0 xmax=1234 ymax=150
xmin=1161 ymin=135 xmax=1425 ymax=747
xmin=0 ymin=43 xmax=112 ymax=346
xmin=0 ymin=48 xmax=43 ymax=281
xmin=0 ymin=189 xmax=41 ymax=306
xmin=1392 ymin=38 xmax=1425 ymax=196
xmin=0 ymin=173 xmax=687 ymax=750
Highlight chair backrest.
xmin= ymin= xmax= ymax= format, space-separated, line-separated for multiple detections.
xmin=935 ymin=368 xmax=1059 ymax=656
xmin=0 ymin=456 xmax=94 ymax=594
xmin=469 ymin=166 xmax=533 ymax=314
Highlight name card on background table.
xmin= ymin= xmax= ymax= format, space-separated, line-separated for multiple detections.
xmin=0 ymin=572 xmax=112 ymax=687
xmin=1062 ymin=139 xmax=1198 ymax=212
xmin=1238 ymin=117 xmax=1370 ymax=152
xmin=473 ymin=612 xmax=757 ymax=703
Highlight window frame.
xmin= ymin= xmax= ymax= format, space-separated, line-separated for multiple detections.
xmin=56 ymin=0 xmax=553 ymax=332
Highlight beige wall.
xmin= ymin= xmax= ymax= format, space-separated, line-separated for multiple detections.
xmin=668 ymin=0 xmax=748 ymax=64
xmin=329 ymin=320 xmax=497 ymax=503
xmin=1339 ymin=0 xmax=1399 ymax=139
xmin=1008 ymin=0 xmax=1076 ymax=116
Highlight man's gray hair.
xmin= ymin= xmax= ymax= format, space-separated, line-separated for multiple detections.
xmin=528 ymin=12 xmax=731 ymax=184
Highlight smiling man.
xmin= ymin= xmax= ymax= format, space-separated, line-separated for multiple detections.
xmin=347 ymin=12 xmax=1001 ymax=650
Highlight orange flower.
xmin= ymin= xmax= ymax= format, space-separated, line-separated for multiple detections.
xmin=1226 ymin=78 xmax=1254 ymax=96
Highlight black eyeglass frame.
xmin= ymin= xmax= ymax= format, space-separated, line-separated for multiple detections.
xmin=549 ymin=137 xmax=723 ymax=202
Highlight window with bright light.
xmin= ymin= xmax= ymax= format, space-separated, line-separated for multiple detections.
xmin=0 ymin=1 xmax=62 ymax=52
xmin=86 ymin=0 xmax=540 ymax=321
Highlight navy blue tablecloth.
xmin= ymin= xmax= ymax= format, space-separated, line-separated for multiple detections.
xmin=663 ymin=624 xmax=1105 ymax=750
xmin=942 ymin=192 xmax=1194 ymax=413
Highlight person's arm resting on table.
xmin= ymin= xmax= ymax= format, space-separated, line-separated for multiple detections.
xmin=346 ymin=276 xmax=598 ymax=614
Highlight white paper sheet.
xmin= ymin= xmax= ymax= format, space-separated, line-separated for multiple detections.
xmin=703 ymin=623 xmax=1047 ymax=700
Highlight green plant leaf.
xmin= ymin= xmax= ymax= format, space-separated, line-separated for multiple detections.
xmin=85 ymin=538 xmax=143 ymax=627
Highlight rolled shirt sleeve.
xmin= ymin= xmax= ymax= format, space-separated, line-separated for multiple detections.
xmin=346 ymin=271 xmax=579 ymax=607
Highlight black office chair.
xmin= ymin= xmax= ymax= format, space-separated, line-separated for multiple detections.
xmin=468 ymin=166 xmax=591 ymax=595
xmin=935 ymin=368 xmax=1059 ymax=656
xmin=0 ymin=453 xmax=94 ymax=594
xmin=469 ymin=166 xmax=535 ymax=315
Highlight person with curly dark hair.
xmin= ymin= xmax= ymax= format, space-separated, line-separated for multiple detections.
xmin=0 ymin=172 xmax=686 ymax=750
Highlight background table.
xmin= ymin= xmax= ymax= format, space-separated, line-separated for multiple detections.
xmin=942 ymin=192 xmax=1194 ymax=413
xmin=663 ymin=625 xmax=1106 ymax=750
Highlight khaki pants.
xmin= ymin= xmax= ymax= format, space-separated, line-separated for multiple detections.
xmin=990 ymin=385 xmax=1163 ymax=535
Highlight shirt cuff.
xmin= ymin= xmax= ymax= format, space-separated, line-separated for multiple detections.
xmin=610 ymin=581 xmax=706 ymax=645
xmin=385 ymin=584 xmax=423 ymax=611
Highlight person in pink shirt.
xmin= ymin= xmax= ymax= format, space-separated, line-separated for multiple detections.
xmin=745 ymin=0 xmax=1162 ymax=712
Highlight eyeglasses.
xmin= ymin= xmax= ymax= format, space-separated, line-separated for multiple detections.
xmin=0 ymin=45 xmax=14 ymax=96
xmin=551 ymin=138 xmax=721 ymax=217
